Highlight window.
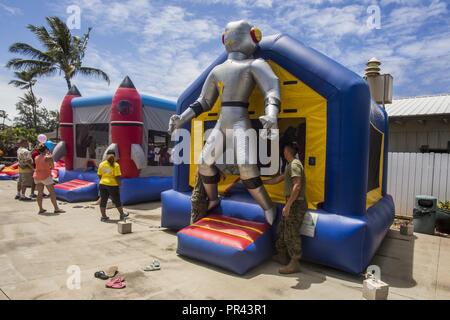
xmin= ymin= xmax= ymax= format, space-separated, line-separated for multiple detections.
xmin=75 ymin=124 xmax=109 ymax=162
xmin=367 ymin=123 xmax=383 ymax=192
xmin=202 ymin=118 xmax=306 ymax=175
xmin=148 ymin=130 xmax=173 ymax=166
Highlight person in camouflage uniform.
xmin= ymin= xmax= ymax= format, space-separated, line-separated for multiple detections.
xmin=263 ymin=141 xmax=307 ymax=274
xmin=191 ymin=167 xmax=227 ymax=224
xmin=191 ymin=171 xmax=209 ymax=223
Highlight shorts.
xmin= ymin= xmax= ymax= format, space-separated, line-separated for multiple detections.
xmin=34 ymin=176 xmax=54 ymax=186
xmin=19 ymin=172 xmax=33 ymax=188
xmin=99 ymin=184 xmax=122 ymax=208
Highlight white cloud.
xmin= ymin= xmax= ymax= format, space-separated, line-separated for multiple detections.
xmin=0 ymin=71 xmax=62 ymax=125
xmin=397 ymin=33 xmax=450 ymax=59
xmin=140 ymin=5 xmax=220 ymax=52
xmin=4 ymin=0 xmax=449 ymax=122
xmin=385 ymin=0 xmax=447 ymax=31
xmin=57 ymin=1 xmax=223 ymax=101
xmin=0 ymin=2 xmax=22 ymax=16
xmin=184 ymin=0 xmax=273 ymax=8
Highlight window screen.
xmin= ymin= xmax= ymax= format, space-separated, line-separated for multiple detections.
xmin=202 ymin=118 xmax=306 ymax=175
xmin=367 ymin=124 xmax=383 ymax=192
xmin=75 ymin=124 xmax=109 ymax=160
xmin=148 ymin=130 xmax=173 ymax=166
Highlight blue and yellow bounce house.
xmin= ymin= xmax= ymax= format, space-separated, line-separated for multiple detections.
xmin=161 ymin=34 xmax=395 ymax=275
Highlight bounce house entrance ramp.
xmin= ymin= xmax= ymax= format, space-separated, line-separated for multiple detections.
xmin=54 ymin=179 xmax=98 ymax=203
xmin=177 ymin=214 xmax=273 ymax=275
xmin=162 ymin=189 xmax=394 ymax=274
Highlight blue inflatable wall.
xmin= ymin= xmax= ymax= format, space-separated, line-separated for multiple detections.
xmin=162 ymin=34 xmax=395 ymax=274
xmin=120 ymin=176 xmax=173 ymax=205
xmin=57 ymin=169 xmax=173 ymax=205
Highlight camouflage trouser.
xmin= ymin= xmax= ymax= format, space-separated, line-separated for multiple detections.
xmin=275 ymin=200 xmax=307 ymax=259
xmin=191 ymin=176 xmax=208 ymax=224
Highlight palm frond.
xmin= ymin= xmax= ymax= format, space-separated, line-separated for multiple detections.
xmin=75 ymin=27 xmax=92 ymax=62
xmin=27 ymin=24 xmax=55 ymax=50
xmin=14 ymin=71 xmax=37 ymax=82
xmin=18 ymin=92 xmax=40 ymax=106
xmin=76 ymin=66 xmax=110 ymax=85
xmin=47 ymin=17 xmax=72 ymax=55
xmin=9 ymin=43 xmax=53 ymax=62
xmin=8 ymin=79 xmax=29 ymax=89
xmin=33 ymin=66 xmax=58 ymax=78
xmin=6 ymin=58 xmax=52 ymax=71
xmin=8 ymin=71 xmax=37 ymax=90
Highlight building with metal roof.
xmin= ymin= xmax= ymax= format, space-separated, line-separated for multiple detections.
xmin=386 ymin=94 xmax=450 ymax=118
xmin=386 ymin=94 xmax=450 ymax=153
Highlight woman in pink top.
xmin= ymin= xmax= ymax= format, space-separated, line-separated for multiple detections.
xmin=33 ymin=144 xmax=65 ymax=214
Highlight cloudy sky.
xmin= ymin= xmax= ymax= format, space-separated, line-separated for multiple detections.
xmin=0 ymin=0 xmax=449 ymax=124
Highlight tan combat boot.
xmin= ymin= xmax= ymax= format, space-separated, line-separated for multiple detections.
xmin=272 ymin=252 xmax=289 ymax=265
xmin=278 ymin=256 xmax=301 ymax=274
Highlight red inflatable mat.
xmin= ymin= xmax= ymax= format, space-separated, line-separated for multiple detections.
xmin=178 ymin=214 xmax=269 ymax=250
xmin=54 ymin=179 xmax=95 ymax=191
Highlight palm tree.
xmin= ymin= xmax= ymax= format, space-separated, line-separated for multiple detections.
xmin=6 ymin=16 xmax=110 ymax=90
xmin=17 ymin=92 xmax=43 ymax=130
xmin=9 ymin=71 xmax=40 ymax=129
xmin=9 ymin=70 xmax=37 ymax=95
xmin=0 ymin=110 xmax=9 ymax=128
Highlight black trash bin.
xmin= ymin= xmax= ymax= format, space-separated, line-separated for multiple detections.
xmin=436 ymin=208 xmax=450 ymax=234
xmin=413 ymin=195 xmax=437 ymax=235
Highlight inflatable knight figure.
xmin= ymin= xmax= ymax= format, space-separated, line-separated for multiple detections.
xmin=168 ymin=20 xmax=280 ymax=225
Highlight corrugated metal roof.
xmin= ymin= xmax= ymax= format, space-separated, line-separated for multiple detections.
xmin=385 ymin=94 xmax=450 ymax=117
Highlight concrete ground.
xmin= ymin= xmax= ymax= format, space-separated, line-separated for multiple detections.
xmin=0 ymin=180 xmax=449 ymax=300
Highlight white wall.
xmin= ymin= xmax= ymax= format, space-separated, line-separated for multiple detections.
xmin=388 ymin=152 xmax=450 ymax=216
xmin=389 ymin=118 xmax=450 ymax=152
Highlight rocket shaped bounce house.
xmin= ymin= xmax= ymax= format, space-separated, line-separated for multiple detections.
xmin=53 ymin=77 xmax=176 ymax=204
xmin=161 ymin=33 xmax=395 ymax=274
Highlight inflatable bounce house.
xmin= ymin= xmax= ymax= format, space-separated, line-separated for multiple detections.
xmin=161 ymin=33 xmax=395 ymax=274
xmin=0 ymin=139 xmax=60 ymax=181
xmin=53 ymin=76 xmax=176 ymax=204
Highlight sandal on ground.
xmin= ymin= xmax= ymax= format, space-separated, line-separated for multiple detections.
xmin=105 ymin=266 xmax=118 ymax=278
xmin=38 ymin=209 xmax=47 ymax=214
xmin=54 ymin=209 xmax=65 ymax=214
xmin=105 ymin=275 xmax=126 ymax=289
xmin=94 ymin=271 xmax=109 ymax=280
xmin=100 ymin=216 xmax=110 ymax=222
xmin=106 ymin=280 xmax=126 ymax=289
xmin=143 ymin=259 xmax=161 ymax=271
xmin=109 ymin=275 xmax=125 ymax=283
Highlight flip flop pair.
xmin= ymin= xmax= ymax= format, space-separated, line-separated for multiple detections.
xmin=143 ymin=259 xmax=161 ymax=272
xmin=105 ymin=275 xmax=126 ymax=289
